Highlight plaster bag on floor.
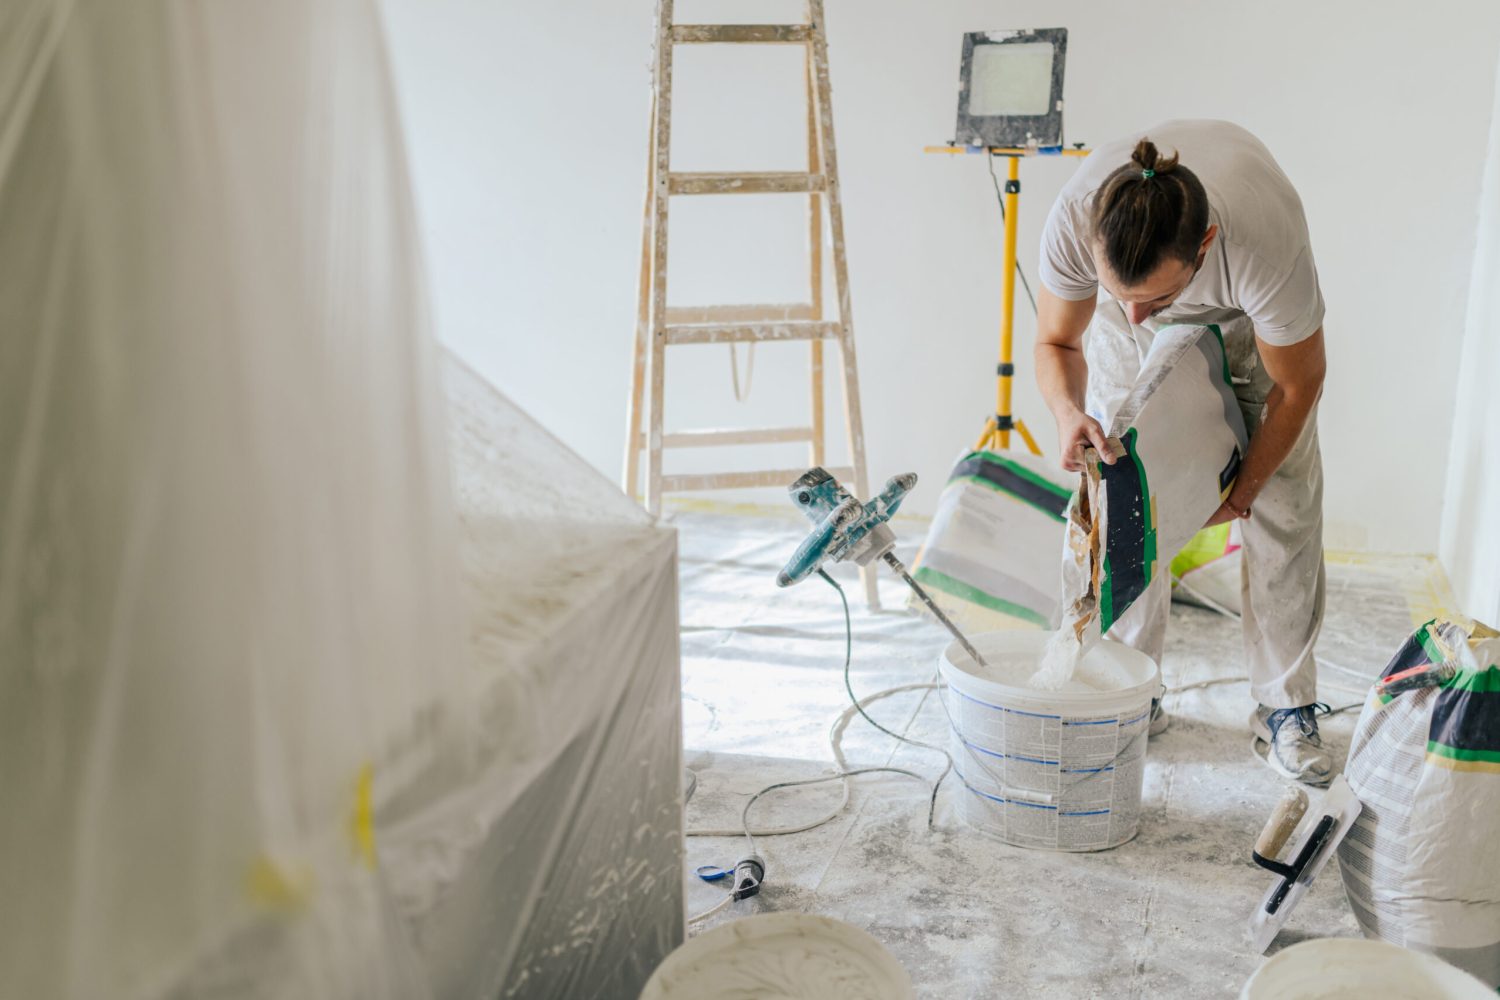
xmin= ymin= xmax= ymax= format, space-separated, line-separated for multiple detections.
xmin=1337 ymin=618 xmax=1500 ymax=988
xmin=1057 ymin=323 xmax=1249 ymax=644
xmin=1170 ymin=520 xmax=1244 ymax=615
xmin=910 ymin=449 xmax=1075 ymax=631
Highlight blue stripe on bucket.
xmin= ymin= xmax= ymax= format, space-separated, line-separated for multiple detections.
xmin=951 ymin=687 xmax=1139 ymax=725
xmin=953 ymin=689 xmax=1009 ymax=713
xmin=1060 ymin=809 xmax=1111 ymax=816
xmin=1010 ymin=753 xmax=1060 ymax=766
xmin=1061 ymin=766 xmax=1114 ymax=774
xmin=953 ymin=688 xmax=1063 ymax=719
xmin=960 ymin=743 xmax=1063 ymax=768
xmin=962 ymin=741 xmax=1007 ymax=760
xmin=1004 ymin=706 xmax=1062 ymax=720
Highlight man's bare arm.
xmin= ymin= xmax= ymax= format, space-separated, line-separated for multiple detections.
xmin=1206 ymin=327 xmax=1326 ymax=526
xmin=1035 ymin=286 xmax=1112 ymax=471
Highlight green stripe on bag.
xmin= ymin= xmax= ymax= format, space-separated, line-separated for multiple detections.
xmin=1417 ymin=623 xmax=1448 ymax=667
xmin=1206 ymin=324 xmax=1232 ymax=388
xmin=912 ymin=566 xmax=1050 ymax=628
xmin=1446 ymin=666 xmax=1500 ymax=693
xmin=1425 ymin=742 xmax=1500 ymax=764
xmin=965 ymin=451 xmax=1074 ymax=502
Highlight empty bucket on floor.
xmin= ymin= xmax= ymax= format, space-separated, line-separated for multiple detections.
xmin=1241 ymin=938 xmax=1495 ymax=998
xmin=640 ymin=912 xmax=912 ymax=999
xmin=940 ymin=631 xmax=1159 ymax=851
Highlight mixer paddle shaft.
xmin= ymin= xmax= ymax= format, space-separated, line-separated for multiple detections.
xmin=882 ymin=552 xmax=989 ymax=669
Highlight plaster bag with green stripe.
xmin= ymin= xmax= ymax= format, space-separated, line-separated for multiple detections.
xmin=910 ymin=449 xmax=1075 ymax=631
xmin=1337 ymin=618 xmax=1500 ymax=988
xmin=1056 ymin=323 xmax=1249 ymax=650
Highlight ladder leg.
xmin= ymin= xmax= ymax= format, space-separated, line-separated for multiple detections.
xmin=644 ymin=0 xmax=675 ymax=517
xmin=808 ymin=0 xmax=877 ymax=609
xmin=624 ymin=93 xmax=657 ymax=499
xmin=804 ymin=46 xmax=826 ymax=469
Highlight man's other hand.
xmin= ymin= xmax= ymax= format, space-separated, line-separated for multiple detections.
xmin=1205 ymin=500 xmax=1251 ymax=527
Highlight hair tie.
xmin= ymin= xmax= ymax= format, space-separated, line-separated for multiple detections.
xmin=1141 ymin=169 xmax=1155 ymax=179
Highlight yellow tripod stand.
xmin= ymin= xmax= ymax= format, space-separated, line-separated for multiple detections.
xmin=924 ymin=145 xmax=1089 ymax=455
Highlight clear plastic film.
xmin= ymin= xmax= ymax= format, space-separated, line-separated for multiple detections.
xmin=0 ymin=2 xmax=682 ymax=997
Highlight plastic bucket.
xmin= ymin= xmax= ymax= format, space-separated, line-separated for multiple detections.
xmin=640 ymin=912 xmax=912 ymax=999
xmin=939 ymin=631 xmax=1160 ymax=852
xmin=1241 ymin=938 xmax=1495 ymax=998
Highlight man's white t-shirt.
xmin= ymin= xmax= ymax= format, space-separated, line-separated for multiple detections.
xmin=1039 ymin=119 xmax=1325 ymax=348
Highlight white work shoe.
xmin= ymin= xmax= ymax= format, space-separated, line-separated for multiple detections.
xmin=1251 ymin=704 xmax=1333 ymax=786
xmin=1148 ymin=698 xmax=1169 ymax=736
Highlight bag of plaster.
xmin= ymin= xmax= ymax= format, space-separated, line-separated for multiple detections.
xmin=1336 ymin=617 xmax=1500 ymax=988
xmin=1053 ymin=323 xmax=1249 ymax=649
xmin=910 ymin=448 xmax=1074 ymax=631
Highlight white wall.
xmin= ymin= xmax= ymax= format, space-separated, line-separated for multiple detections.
xmin=1440 ymin=55 xmax=1500 ymax=625
xmin=382 ymin=0 xmax=1500 ymax=555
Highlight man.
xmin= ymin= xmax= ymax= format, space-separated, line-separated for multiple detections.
xmin=1035 ymin=120 xmax=1330 ymax=785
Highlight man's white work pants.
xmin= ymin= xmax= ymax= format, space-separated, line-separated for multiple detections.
xmin=1083 ymin=300 xmax=1324 ymax=709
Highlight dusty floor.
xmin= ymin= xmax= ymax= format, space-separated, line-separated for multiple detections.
xmin=671 ymin=505 xmax=1453 ymax=999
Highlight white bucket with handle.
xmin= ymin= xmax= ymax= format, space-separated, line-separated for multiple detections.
xmin=940 ymin=630 xmax=1160 ymax=852
xmin=1241 ymin=938 xmax=1494 ymax=999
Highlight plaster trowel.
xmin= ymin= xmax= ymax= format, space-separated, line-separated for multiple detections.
xmin=1248 ymin=775 xmax=1363 ymax=953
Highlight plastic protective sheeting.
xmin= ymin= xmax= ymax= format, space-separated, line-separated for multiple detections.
xmin=398 ymin=359 xmax=683 ymax=1000
xmin=0 ymin=2 xmax=682 ymax=997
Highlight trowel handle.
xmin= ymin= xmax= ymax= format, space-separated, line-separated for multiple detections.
xmin=1376 ymin=660 xmax=1457 ymax=697
xmin=1254 ymin=786 xmax=1309 ymax=861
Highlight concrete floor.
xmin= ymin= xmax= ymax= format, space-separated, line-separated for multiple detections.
xmin=672 ymin=505 xmax=1454 ymax=999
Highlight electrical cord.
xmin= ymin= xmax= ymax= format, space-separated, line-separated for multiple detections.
xmin=684 ymin=572 xmax=959 ymax=926
xmin=688 ymin=893 xmax=732 ymax=925
xmin=728 ymin=343 xmax=755 ymax=402
xmin=822 ymin=568 xmax=953 ymax=824
xmin=686 ymin=568 xmax=1375 ymax=925
xmin=1170 ymin=572 xmax=1242 ymax=621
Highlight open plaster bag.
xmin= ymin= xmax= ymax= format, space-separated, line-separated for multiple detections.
xmin=1057 ymin=323 xmax=1249 ymax=643
xmin=910 ymin=449 xmax=1075 ymax=631
xmin=1337 ymin=618 xmax=1500 ymax=988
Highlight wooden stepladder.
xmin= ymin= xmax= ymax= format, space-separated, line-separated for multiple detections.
xmin=623 ymin=0 xmax=879 ymax=606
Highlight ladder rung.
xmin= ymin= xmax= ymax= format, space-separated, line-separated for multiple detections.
xmin=643 ymin=427 xmax=815 ymax=449
xmin=671 ymin=24 xmax=810 ymax=44
xmin=662 ymin=466 xmax=854 ymax=492
xmin=669 ymin=172 xmax=826 ymax=195
xmin=665 ymin=304 xmax=815 ymax=325
xmin=664 ymin=321 xmax=841 ymax=345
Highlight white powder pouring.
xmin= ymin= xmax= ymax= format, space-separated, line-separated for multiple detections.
xmin=956 ymin=630 xmax=1134 ymax=694
xmin=1030 ymin=627 xmax=1088 ymax=691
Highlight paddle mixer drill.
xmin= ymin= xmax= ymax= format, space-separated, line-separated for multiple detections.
xmin=776 ymin=468 xmax=990 ymax=668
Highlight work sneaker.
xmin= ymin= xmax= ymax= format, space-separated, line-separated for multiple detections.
xmin=1148 ymin=698 xmax=1169 ymax=736
xmin=1250 ymin=704 xmax=1333 ymax=786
